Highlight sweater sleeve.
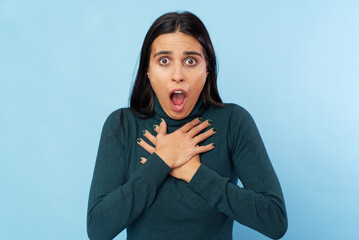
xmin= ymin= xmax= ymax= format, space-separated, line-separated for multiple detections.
xmin=87 ymin=110 xmax=172 ymax=240
xmin=187 ymin=105 xmax=288 ymax=239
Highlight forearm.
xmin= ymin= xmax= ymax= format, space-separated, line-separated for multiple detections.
xmin=170 ymin=155 xmax=201 ymax=183
xmin=87 ymin=153 xmax=171 ymax=240
xmin=188 ymin=164 xmax=287 ymax=239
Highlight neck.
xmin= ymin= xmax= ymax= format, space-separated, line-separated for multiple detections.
xmin=153 ymin=95 xmax=205 ymax=129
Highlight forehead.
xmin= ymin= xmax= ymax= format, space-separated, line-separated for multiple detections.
xmin=151 ymin=32 xmax=204 ymax=55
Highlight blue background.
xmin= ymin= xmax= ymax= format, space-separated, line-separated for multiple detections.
xmin=1 ymin=0 xmax=358 ymax=239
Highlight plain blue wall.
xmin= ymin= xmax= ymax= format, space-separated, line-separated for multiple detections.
xmin=1 ymin=0 xmax=358 ymax=239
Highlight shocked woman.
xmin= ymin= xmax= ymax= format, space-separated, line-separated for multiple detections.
xmin=87 ymin=11 xmax=288 ymax=240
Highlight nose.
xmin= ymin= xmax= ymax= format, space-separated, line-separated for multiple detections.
xmin=172 ymin=62 xmax=184 ymax=83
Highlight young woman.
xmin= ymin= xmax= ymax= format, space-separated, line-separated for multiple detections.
xmin=87 ymin=11 xmax=288 ymax=240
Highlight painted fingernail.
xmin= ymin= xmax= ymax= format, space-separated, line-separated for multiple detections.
xmin=212 ymin=128 xmax=217 ymax=132
xmin=212 ymin=143 xmax=216 ymax=147
xmin=139 ymin=157 xmax=143 ymax=162
xmin=136 ymin=138 xmax=142 ymax=143
xmin=159 ymin=118 xmax=163 ymax=123
xmin=198 ymin=117 xmax=202 ymax=122
xmin=142 ymin=130 xmax=146 ymax=135
xmin=207 ymin=119 xmax=213 ymax=124
xmin=153 ymin=125 xmax=157 ymax=130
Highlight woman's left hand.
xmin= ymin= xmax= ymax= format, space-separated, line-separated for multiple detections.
xmin=138 ymin=125 xmax=202 ymax=183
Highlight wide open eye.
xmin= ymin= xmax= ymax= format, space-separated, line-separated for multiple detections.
xmin=184 ymin=58 xmax=197 ymax=66
xmin=159 ymin=57 xmax=170 ymax=65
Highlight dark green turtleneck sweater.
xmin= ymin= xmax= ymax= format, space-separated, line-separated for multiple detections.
xmin=87 ymin=97 xmax=288 ymax=240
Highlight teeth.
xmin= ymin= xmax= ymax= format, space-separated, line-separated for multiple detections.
xmin=174 ymin=91 xmax=182 ymax=94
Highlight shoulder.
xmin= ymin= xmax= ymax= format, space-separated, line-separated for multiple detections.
xmin=103 ymin=107 xmax=136 ymax=124
xmin=100 ymin=107 xmax=134 ymax=136
xmin=214 ymin=103 xmax=258 ymax=136
xmin=98 ymin=107 xmax=137 ymax=148
xmin=228 ymin=103 xmax=253 ymax=121
xmin=209 ymin=102 xmax=253 ymax=122
xmin=224 ymin=103 xmax=249 ymax=114
xmin=103 ymin=107 xmax=126 ymax=127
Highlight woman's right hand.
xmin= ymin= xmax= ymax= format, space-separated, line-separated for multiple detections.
xmin=137 ymin=117 xmax=216 ymax=169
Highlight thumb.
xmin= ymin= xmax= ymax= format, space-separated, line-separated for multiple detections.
xmin=139 ymin=157 xmax=147 ymax=164
xmin=159 ymin=118 xmax=167 ymax=134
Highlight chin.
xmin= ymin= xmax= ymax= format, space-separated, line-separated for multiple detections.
xmin=168 ymin=112 xmax=188 ymax=120
xmin=167 ymin=108 xmax=191 ymax=120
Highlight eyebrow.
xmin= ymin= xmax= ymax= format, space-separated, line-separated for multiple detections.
xmin=153 ymin=51 xmax=203 ymax=58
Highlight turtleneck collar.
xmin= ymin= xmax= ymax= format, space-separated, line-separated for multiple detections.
xmin=153 ymin=95 xmax=205 ymax=128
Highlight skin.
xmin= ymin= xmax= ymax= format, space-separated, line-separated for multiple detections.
xmin=147 ymin=31 xmax=208 ymax=120
xmin=139 ymin=118 xmax=216 ymax=182
xmin=137 ymin=31 xmax=216 ymax=182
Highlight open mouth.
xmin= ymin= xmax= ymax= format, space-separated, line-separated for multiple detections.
xmin=169 ymin=89 xmax=187 ymax=112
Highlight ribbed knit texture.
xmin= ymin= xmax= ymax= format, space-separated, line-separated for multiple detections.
xmin=87 ymin=96 xmax=288 ymax=240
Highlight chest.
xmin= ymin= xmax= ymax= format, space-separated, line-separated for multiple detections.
xmin=124 ymin=113 xmax=235 ymax=182
xmin=122 ymin=113 xmax=236 ymax=225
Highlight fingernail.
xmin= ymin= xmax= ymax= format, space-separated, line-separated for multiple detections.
xmin=142 ymin=130 xmax=146 ymax=135
xmin=153 ymin=125 xmax=157 ymax=130
xmin=198 ymin=117 xmax=202 ymax=122
xmin=139 ymin=157 xmax=143 ymax=162
xmin=212 ymin=143 xmax=216 ymax=147
xmin=136 ymin=138 xmax=142 ymax=143
xmin=207 ymin=119 xmax=213 ymax=124
xmin=212 ymin=128 xmax=217 ymax=132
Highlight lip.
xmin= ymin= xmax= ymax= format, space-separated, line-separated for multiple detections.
xmin=169 ymin=88 xmax=188 ymax=112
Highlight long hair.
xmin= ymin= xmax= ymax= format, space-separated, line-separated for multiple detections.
xmin=130 ymin=11 xmax=223 ymax=118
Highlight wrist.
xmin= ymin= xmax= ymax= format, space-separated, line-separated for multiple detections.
xmin=154 ymin=150 xmax=174 ymax=169
xmin=183 ymin=162 xmax=201 ymax=183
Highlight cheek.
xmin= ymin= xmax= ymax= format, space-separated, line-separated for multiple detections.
xmin=194 ymin=71 xmax=207 ymax=90
xmin=149 ymin=78 xmax=167 ymax=99
xmin=150 ymin=80 xmax=162 ymax=95
xmin=190 ymin=77 xmax=206 ymax=98
xmin=149 ymin=66 xmax=169 ymax=83
xmin=148 ymin=68 xmax=166 ymax=90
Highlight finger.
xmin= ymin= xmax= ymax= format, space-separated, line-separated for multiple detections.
xmin=192 ymin=127 xmax=217 ymax=144
xmin=142 ymin=129 xmax=156 ymax=145
xmin=179 ymin=117 xmax=202 ymax=133
xmin=139 ymin=157 xmax=147 ymax=164
xmin=153 ymin=124 xmax=160 ymax=134
xmin=193 ymin=143 xmax=215 ymax=155
xmin=188 ymin=119 xmax=213 ymax=138
xmin=136 ymin=138 xmax=155 ymax=154
xmin=158 ymin=118 xmax=167 ymax=134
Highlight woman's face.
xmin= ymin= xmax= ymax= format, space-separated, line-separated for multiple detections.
xmin=147 ymin=31 xmax=208 ymax=120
